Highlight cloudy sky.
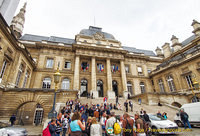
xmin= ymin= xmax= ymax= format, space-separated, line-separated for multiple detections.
xmin=16 ymin=0 xmax=200 ymax=51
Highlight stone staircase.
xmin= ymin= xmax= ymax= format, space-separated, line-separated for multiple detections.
xmin=79 ymin=97 xmax=178 ymax=121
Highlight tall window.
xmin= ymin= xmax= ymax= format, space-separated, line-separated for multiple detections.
xmin=185 ymin=75 xmax=194 ymax=88
xmin=125 ymin=65 xmax=129 ymax=73
xmin=81 ymin=62 xmax=89 ymax=71
xmin=158 ymin=79 xmax=165 ymax=93
xmin=0 ymin=60 xmax=7 ymax=83
xmin=22 ymin=71 xmax=29 ymax=88
xmin=16 ymin=64 xmax=24 ymax=86
xmin=42 ymin=77 xmax=51 ymax=89
xmin=46 ymin=58 xmax=54 ymax=68
xmin=62 ymin=78 xmax=70 ymax=89
xmin=137 ymin=66 xmax=143 ymax=75
xmin=64 ymin=61 xmax=71 ymax=69
xmin=140 ymin=82 xmax=146 ymax=93
xmin=127 ymin=81 xmax=133 ymax=95
xmin=167 ymin=75 xmax=176 ymax=92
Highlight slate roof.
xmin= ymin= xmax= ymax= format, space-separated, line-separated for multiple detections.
xmin=20 ymin=34 xmax=75 ymax=45
xmin=79 ymin=26 xmax=115 ymax=40
xmin=181 ymin=35 xmax=196 ymax=46
xmin=122 ymin=46 xmax=156 ymax=56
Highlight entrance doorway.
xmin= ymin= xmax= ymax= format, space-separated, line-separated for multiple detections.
xmin=97 ymin=80 xmax=103 ymax=97
xmin=81 ymin=79 xmax=88 ymax=97
xmin=112 ymin=80 xmax=118 ymax=96
xmin=34 ymin=104 xmax=43 ymax=126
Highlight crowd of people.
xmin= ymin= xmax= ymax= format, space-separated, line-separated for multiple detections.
xmin=44 ymin=97 xmax=191 ymax=136
xmin=44 ymin=98 xmax=153 ymax=136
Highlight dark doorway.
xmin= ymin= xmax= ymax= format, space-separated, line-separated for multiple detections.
xmin=112 ymin=80 xmax=118 ymax=96
xmin=97 ymin=80 xmax=103 ymax=97
xmin=81 ymin=79 xmax=88 ymax=97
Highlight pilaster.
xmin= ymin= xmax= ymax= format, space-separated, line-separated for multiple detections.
xmin=120 ymin=60 xmax=128 ymax=98
xmin=90 ymin=57 xmax=98 ymax=98
xmin=73 ymin=55 xmax=80 ymax=90
xmin=106 ymin=59 xmax=115 ymax=98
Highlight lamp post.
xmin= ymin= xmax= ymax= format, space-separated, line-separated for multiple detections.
xmin=191 ymin=74 xmax=199 ymax=103
xmin=48 ymin=63 xmax=61 ymax=119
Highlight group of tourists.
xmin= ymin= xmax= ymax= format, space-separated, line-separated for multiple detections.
xmin=43 ymin=97 xmax=192 ymax=136
xmin=44 ymin=98 xmax=153 ymax=136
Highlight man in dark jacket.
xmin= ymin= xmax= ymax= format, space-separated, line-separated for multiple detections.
xmin=49 ymin=118 xmax=57 ymax=136
xmin=180 ymin=109 xmax=191 ymax=129
xmin=9 ymin=114 xmax=16 ymax=126
xmin=143 ymin=111 xmax=151 ymax=123
xmin=124 ymin=100 xmax=128 ymax=112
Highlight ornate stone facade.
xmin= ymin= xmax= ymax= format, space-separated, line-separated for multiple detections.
xmin=1 ymin=9 xmax=200 ymax=125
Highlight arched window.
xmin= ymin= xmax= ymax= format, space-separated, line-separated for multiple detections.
xmin=42 ymin=77 xmax=51 ymax=89
xmin=62 ymin=78 xmax=70 ymax=89
xmin=167 ymin=75 xmax=176 ymax=92
xmin=127 ymin=81 xmax=133 ymax=95
xmin=140 ymin=82 xmax=145 ymax=94
xmin=158 ymin=79 xmax=165 ymax=93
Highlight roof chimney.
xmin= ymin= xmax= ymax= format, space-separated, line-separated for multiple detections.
xmin=191 ymin=20 xmax=200 ymax=36
xmin=171 ymin=35 xmax=182 ymax=52
xmin=162 ymin=43 xmax=171 ymax=58
xmin=155 ymin=47 xmax=164 ymax=57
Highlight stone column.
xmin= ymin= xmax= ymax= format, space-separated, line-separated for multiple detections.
xmin=73 ymin=55 xmax=80 ymax=90
xmin=120 ymin=60 xmax=128 ymax=98
xmin=90 ymin=57 xmax=98 ymax=98
xmin=106 ymin=59 xmax=115 ymax=98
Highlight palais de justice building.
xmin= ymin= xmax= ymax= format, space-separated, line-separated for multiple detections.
xmin=0 ymin=3 xmax=200 ymax=125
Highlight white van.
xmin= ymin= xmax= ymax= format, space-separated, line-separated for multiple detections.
xmin=174 ymin=102 xmax=200 ymax=127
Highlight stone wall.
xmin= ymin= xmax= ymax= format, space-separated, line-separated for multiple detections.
xmin=0 ymin=88 xmax=77 ymax=124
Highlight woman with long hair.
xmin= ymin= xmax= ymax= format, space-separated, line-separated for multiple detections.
xmin=90 ymin=117 xmax=102 ymax=136
xmin=69 ymin=111 xmax=85 ymax=136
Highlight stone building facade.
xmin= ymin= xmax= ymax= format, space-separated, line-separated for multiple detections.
xmin=0 ymin=4 xmax=200 ymax=125
xmin=18 ymin=26 xmax=161 ymax=99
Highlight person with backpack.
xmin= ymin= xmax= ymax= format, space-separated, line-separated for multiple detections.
xmin=180 ymin=109 xmax=192 ymax=129
xmin=105 ymin=112 xmax=121 ymax=136
xmin=135 ymin=114 xmax=146 ymax=136
xmin=122 ymin=113 xmax=136 ymax=136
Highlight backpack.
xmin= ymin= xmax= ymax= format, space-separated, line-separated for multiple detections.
xmin=113 ymin=118 xmax=121 ymax=135
xmin=42 ymin=124 xmax=51 ymax=136
xmin=124 ymin=119 xmax=133 ymax=136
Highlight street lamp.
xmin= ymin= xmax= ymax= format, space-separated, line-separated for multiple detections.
xmin=48 ymin=63 xmax=61 ymax=119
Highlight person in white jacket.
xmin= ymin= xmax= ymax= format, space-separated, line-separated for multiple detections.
xmin=90 ymin=117 xmax=102 ymax=136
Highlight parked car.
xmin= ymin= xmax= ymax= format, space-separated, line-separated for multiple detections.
xmin=148 ymin=114 xmax=178 ymax=135
xmin=0 ymin=122 xmax=28 ymax=136
xmin=174 ymin=102 xmax=200 ymax=127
